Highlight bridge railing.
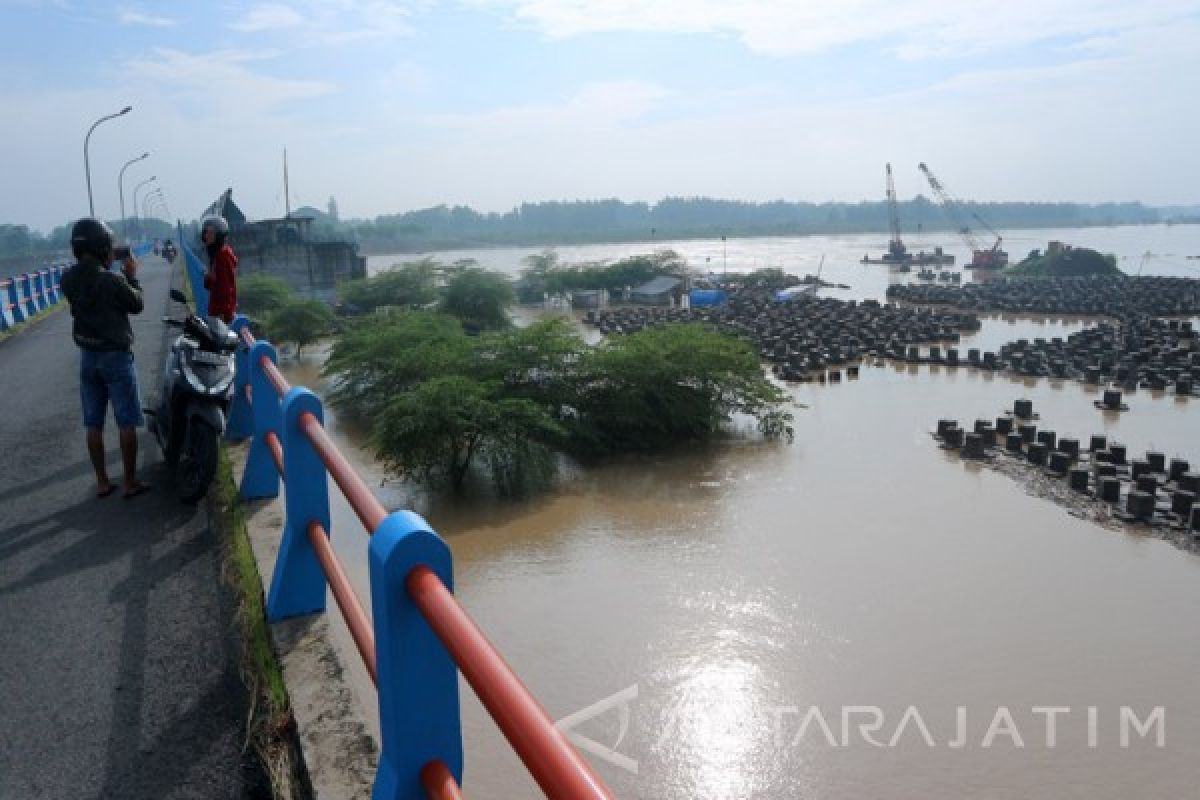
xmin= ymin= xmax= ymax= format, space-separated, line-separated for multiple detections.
xmin=0 ymin=265 xmax=68 ymax=333
xmin=187 ymin=240 xmax=614 ymax=799
xmin=1 ymin=240 xmax=158 ymax=334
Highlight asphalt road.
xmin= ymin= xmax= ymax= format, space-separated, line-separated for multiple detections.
xmin=0 ymin=256 xmax=257 ymax=798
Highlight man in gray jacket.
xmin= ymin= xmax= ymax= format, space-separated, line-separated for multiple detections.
xmin=61 ymin=218 xmax=149 ymax=498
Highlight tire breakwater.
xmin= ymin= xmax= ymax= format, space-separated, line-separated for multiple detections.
xmin=934 ymin=399 xmax=1200 ymax=554
xmin=885 ymin=275 xmax=1200 ymax=316
xmin=585 ymin=292 xmax=980 ymax=381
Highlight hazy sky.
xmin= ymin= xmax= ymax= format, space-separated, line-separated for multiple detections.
xmin=2 ymin=0 xmax=1198 ymax=232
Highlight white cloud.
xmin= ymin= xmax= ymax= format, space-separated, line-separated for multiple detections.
xmin=125 ymin=48 xmax=334 ymax=110
xmin=229 ymin=3 xmax=305 ymax=33
xmin=424 ymin=80 xmax=670 ymax=133
xmin=228 ymin=1 xmax=423 ymax=44
xmin=118 ymin=8 xmax=177 ymax=27
xmin=471 ymin=0 xmax=1200 ymax=59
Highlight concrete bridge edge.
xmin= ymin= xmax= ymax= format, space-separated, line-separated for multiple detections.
xmin=224 ymin=439 xmax=379 ymax=800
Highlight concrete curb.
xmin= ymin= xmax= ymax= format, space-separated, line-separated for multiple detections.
xmin=225 ymin=439 xmax=379 ymax=799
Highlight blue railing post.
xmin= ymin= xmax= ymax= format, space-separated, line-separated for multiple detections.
xmin=41 ymin=270 xmax=57 ymax=306
xmin=369 ymin=511 xmax=464 ymax=799
xmin=1 ymin=280 xmax=15 ymax=330
xmin=266 ymin=387 xmax=332 ymax=621
xmin=18 ymin=274 xmax=38 ymax=318
xmin=227 ymin=316 xmax=255 ymax=440
xmin=7 ymin=277 xmax=26 ymax=324
xmin=31 ymin=272 xmax=48 ymax=312
xmin=241 ymin=340 xmax=282 ymax=499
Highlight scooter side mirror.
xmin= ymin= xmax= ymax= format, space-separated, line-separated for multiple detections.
xmin=169 ymin=289 xmax=187 ymax=304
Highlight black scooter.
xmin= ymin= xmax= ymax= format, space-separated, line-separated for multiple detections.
xmin=147 ymin=288 xmax=238 ymax=502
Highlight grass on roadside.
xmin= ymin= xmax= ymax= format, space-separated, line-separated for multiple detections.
xmin=0 ymin=303 xmax=64 ymax=345
xmin=212 ymin=448 xmax=308 ymax=799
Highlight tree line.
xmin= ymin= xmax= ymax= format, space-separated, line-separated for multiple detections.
xmin=5 ymin=194 xmax=1188 ymax=260
xmin=0 ymin=218 xmax=177 ymax=260
xmin=337 ymin=196 xmax=1167 ymax=252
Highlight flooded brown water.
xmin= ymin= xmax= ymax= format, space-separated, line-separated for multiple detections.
xmin=286 ymin=225 xmax=1200 ymax=799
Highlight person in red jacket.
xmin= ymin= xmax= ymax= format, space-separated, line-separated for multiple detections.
xmin=200 ymin=215 xmax=238 ymax=322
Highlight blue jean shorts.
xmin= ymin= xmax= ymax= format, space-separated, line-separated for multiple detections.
xmin=80 ymin=349 xmax=145 ymax=429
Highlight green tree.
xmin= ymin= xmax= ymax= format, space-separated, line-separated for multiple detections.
xmin=572 ymin=323 xmax=793 ymax=454
xmin=438 ymin=267 xmax=515 ymax=331
xmin=325 ymin=311 xmax=472 ymax=417
xmin=1006 ymin=246 xmax=1120 ymax=277
xmin=324 ymin=312 xmax=792 ymax=495
xmin=267 ymin=299 xmax=335 ymax=357
xmin=741 ymin=267 xmax=795 ymax=289
xmin=237 ymin=274 xmax=292 ymax=316
xmin=373 ymin=376 xmax=564 ymax=492
xmin=338 ymin=259 xmax=439 ymax=312
xmin=0 ymin=224 xmax=35 ymax=257
xmin=535 ymin=250 xmax=688 ymax=293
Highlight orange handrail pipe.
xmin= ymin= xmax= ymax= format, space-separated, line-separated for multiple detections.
xmin=299 ymin=410 xmax=388 ymax=533
xmin=421 ymin=760 xmax=465 ymax=800
xmin=261 ymin=356 xmax=291 ymax=397
xmin=237 ymin=317 xmax=615 ymax=800
xmin=264 ymin=431 xmax=285 ymax=478
xmin=307 ymin=521 xmax=377 ymax=684
xmin=407 ymin=565 xmax=615 ymax=800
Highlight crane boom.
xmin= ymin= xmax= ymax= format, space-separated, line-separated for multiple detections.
xmin=885 ymin=163 xmax=906 ymax=260
xmin=917 ymin=162 xmax=1008 ymax=269
xmin=918 ymin=162 xmax=982 ymax=250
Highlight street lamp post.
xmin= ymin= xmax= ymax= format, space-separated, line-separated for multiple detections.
xmin=132 ymin=176 xmax=156 ymax=240
xmin=143 ymin=190 xmax=165 ymax=234
xmin=152 ymin=188 xmax=170 ymax=218
xmin=84 ymin=105 xmax=132 ymax=216
xmin=118 ymin=152 xmax=149 ymax=237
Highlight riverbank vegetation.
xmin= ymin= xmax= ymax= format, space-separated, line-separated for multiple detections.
xmin=325 ymin=310 xmax=792 ymax=495
xmin=518 ymin=249 xmax=689 ymax=300
xmin=2 ymin=200 xmax=1193 ymax=262
xmin=238 ymin=273 xmax=335 ymax=355
xmin=1006 ymin=245 xmax=1121 ymax=277
xmin=336 ymin=258 xmax=518 ymax=331
xmin=292 ymin=197 xmax=1171 ymax=254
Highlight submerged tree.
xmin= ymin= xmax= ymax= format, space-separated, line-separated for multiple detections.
xmin=324 ymin=311 xmax=792 ymax=495
xmin=337 ymin=259 xmax=439 ymax=312
xmin=1006 ymin=246 xmax=1120 ymax=277
xmin=267 ymin=299 xmax=335 ymax=357
xmin=572 ymin=323 xmax=793 ymax=454
xmin=325 ymin=311 xmax=471 ymax=418
xmin=373 ymin=376 xmax=564 ymax=492
xmin=438 ymin=266 xmax=515 ymax=331
xmin=237 ymin=274 xmax=292 ymax=316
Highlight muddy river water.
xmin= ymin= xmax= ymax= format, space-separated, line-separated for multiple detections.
xmin=286 ymin=225 xmax=1200 ymax=799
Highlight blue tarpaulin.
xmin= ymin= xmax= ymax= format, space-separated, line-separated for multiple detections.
xmin=689 ymin=289 xmax=727 ymax=307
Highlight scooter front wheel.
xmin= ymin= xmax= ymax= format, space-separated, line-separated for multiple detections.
xmin=176 ymin=419 xmax=218 ymax=504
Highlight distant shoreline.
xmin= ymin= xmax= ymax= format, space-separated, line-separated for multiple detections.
xmin=356 ymin=220 xmax=1199 ymax=257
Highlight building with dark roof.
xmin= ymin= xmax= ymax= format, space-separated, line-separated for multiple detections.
xmin=199 ymin=188 xmax=366 ymax=301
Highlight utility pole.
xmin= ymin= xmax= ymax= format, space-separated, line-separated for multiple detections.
xmin=284 ymin=147 xmax=291 ymax=218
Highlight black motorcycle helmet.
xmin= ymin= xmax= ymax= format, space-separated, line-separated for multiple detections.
xmin=70 ymin=217 xmax=115 ymax=263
